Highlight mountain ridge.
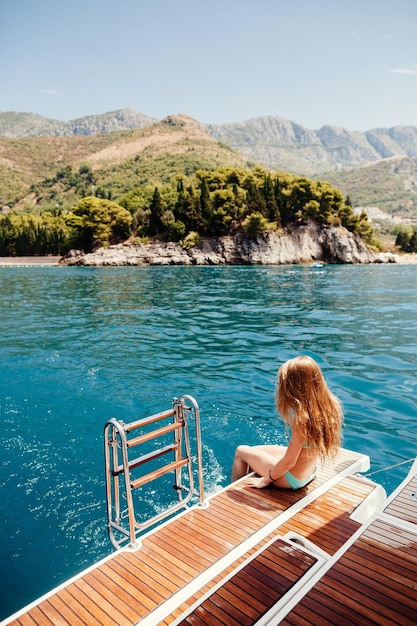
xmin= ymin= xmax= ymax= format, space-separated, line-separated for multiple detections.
xmin=0 ymin=114 xmax=248 ymax=209
xmin=1 ymin=109 xmax=416 ymax=220
xmin=0 ymin=108 xmax=157 ymax=138
xmin=1 ymin=108 xmax=416 ymax=177
xmin=207 ymin=117 xmax=417 ymax=175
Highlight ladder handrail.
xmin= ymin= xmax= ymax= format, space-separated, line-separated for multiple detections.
xmin=182 ymin=395 xmax=205 ymax=508
xmin=104 ymin=395 xmax=206 ymax=550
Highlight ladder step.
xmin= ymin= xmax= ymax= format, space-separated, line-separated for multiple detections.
xmin=124 ymin=408 xmax=175 ymax=432
xmin=114 ymin=444 xmax=177 ymax=475
xmin=109 ymin=520 xmax=130 ymax=537
xmin=127 ymin=421 xmax=183 ymax=447
xmin=130 ymin=458 xmax=189 ymax=489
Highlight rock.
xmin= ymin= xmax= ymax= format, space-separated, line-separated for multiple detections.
xmin=318 ymin=225 xmax=375 ymax=264
xmin=61 ymin=222 xmax=384 ymax=267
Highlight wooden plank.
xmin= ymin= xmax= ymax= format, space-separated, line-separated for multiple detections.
xmin=209 ymin=490 xmax=278 ymax=526
xmin=384 ymin=474 xmax=417 ymax=525
xmin=137 ymin=542 xmax=192 ymax=585
xmin=214 ymin=586 xmax=261 ymax=623
xmin=98 ymin=561 xmax=159 ymax=614
xmin=190 ymin=599 xmax=240 ymax=626
xmin=174 ymin=509 xmax=249 ymax=547
xmin=281 ymin=518 xmax=417 ymax=626
xmin=119 ymin=551 xmax=179 ymax=595
xmin=68 ymin=580 xmax=118 ymax=624
xmin=76 ymin=572 xmax=136 ymax=626
xmin=124 ymin=408 xmax=175 ymax=432
xmin=16 ymin=607 xmax=54 ymax=626
xmin=127 ymin=421 xmax=182 ymax=447
xmin=15 ymin=615 xmax=38 ymax=626
xmin=332 ymin=559 xmax=417 ymax=612
xmin=175 ymin=538 xmax=317 ymax=626
xmin=150 ymin=527 xmax=216 ymax=569
xmin=122 ymin=443 xmax=177 ymax=473
xmin=222 ymin=486 xmax=283 ymax=517
xmin=164 ymin=518 xmax=233 ymax=560
xmin=284 ymin=590 xmax=373 ymax=626
xmin=7 ymin=450 xmax=367 ymax=626
xmin=143 ymin=535 xmax=200 ymax=579
xmin=55 ymin=588 xmax=104 ymax=626
xmin=277 ymin=477 xmax=367 ymax=555
xmin=43 ymin=594 xmax=85 ymax=626
xmin=107 ymin=558 xmax=166 ymax=606
xmin=130 ymin=458 xmax=189 ymax=489
xmin=186 ymin=501 xmax=258 ymax=538
xmin=162 ymin=476 xmax=373 ymax=624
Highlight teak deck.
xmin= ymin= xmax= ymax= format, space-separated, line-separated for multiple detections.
xmin=280 ymin=472 xmax=417 ymax=626
xmin=3 ymin=449 xmax=416 ymax=626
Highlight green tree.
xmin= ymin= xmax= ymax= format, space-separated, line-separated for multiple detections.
xmin=208 ymin=207 xmax=231 ymax=236
xmin=175 ymin=185 xmax=202 ymax=232
xmin=0 ymin=212 xmax=70 ymax=256
xmin=241 ymin=212 xmax=275 ymax=239
xmin=409 ymin=229 xmax=417 ymax=252
xmin=262 ymin=174 xmax=280 ymax=224
xmin=273 ymin=177 xmax=286 ymax=225
xmin=199 ymin=176 xmax=212 ymax=230
xmin=243 ymin=176 xmax=266 ymax=216
xmin=166 ymin=219 xmax=186 ymax=241
xmin=66 ymin=196 xmax=132 ymax=251
xmin=148 ymin=187 xmax=164 ymax=236
xmin=395 ymin=229 xmax=409 ymax=251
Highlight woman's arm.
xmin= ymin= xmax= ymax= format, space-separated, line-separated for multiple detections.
xmin=246 ymin=429 xmax=304 ymax=489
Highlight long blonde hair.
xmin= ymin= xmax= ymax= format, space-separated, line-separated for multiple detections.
xmin=276 ymin=355 xmax=343 ymax=460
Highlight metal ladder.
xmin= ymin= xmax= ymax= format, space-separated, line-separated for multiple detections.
xmin=104 ymin=395 xmax=206 ymax=550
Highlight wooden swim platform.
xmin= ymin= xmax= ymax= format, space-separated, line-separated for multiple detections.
xmin=3 ymin=448 xmax=386 ymax=626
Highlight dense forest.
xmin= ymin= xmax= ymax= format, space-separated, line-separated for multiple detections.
xmin=0 ymin=164 xmax=374 ymax=256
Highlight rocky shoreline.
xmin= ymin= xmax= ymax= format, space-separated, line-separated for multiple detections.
xmin=2 ymin=223 xmax=415 ymax=267
xmin=61 ymin=223 xmax=410 ymax=267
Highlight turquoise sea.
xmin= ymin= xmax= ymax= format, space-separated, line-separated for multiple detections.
xmin=1 ymin=264 xmax=417 ymax=620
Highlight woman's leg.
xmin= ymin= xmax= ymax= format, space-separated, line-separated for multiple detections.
xmin=231 ymin=444 xmax=287 ymax=482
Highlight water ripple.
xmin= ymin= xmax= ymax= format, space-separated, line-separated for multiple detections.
xmin=1 ymin=264 xmax=417 ymax=618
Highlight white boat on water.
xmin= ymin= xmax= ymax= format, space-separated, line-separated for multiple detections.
xmin=2 ymin=396 xmax=416 ymax=625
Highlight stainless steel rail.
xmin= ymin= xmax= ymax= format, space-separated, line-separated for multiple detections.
xmin=104 ymin=395 xmax=206 ymax=550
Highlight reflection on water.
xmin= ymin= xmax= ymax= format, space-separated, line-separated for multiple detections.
xmin=0 ymin=264 xmax=416 ymax=618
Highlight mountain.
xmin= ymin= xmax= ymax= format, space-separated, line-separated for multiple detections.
xmin=206 ymin=117 xmax=417 ymax=175
xmin=0 ymin=114 xmax=248 ymax=208
xmin=0 ymin=108 xmax=156 ymax=138
xmin=1 ymin=109 xmax=416 ymax=220
xmin=2 ymin=109 xmax=417 ymax=174
xmin=315 ymin=156 xmax=417 ymax=220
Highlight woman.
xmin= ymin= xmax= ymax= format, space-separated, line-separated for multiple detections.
xmin=231 ymin=355 xmax=343 ymax=489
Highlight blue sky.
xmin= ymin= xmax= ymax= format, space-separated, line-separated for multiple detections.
xmin=0 ymin=0 xmax=416 ymax=131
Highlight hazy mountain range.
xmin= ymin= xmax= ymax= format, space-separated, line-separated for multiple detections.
xmin=0 ymin=109 xmax=157 ymax=140
xmin=2 ymin=107 xmax=417 ymax=175
xmin=1 ymin=108 xmax=416 ymax=219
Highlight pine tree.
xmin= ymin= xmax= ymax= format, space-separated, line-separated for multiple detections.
xmin=244 ymin=177 xmax=266 ymax=216
xmin=199 ymin=177 xmax=212 ymax=229
xmin=274 ymin=177 xmax=288 ymax=225
xmin=262 ymin=174 xmax=280 ymax=224
xmin=148 ymin=187 xmax=164 ymax=236
xmin=395 ymin=229 xmax=410 ymax=252
xmin=175 ymin=185 xmax=202 ymax=232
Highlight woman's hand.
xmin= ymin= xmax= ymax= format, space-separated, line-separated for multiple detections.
xmin=246 ymin=475 xmax=271 ymax=489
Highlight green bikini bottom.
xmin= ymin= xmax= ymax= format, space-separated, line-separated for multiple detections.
xmin=284 ymin=469 xmax=316 ymax=490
